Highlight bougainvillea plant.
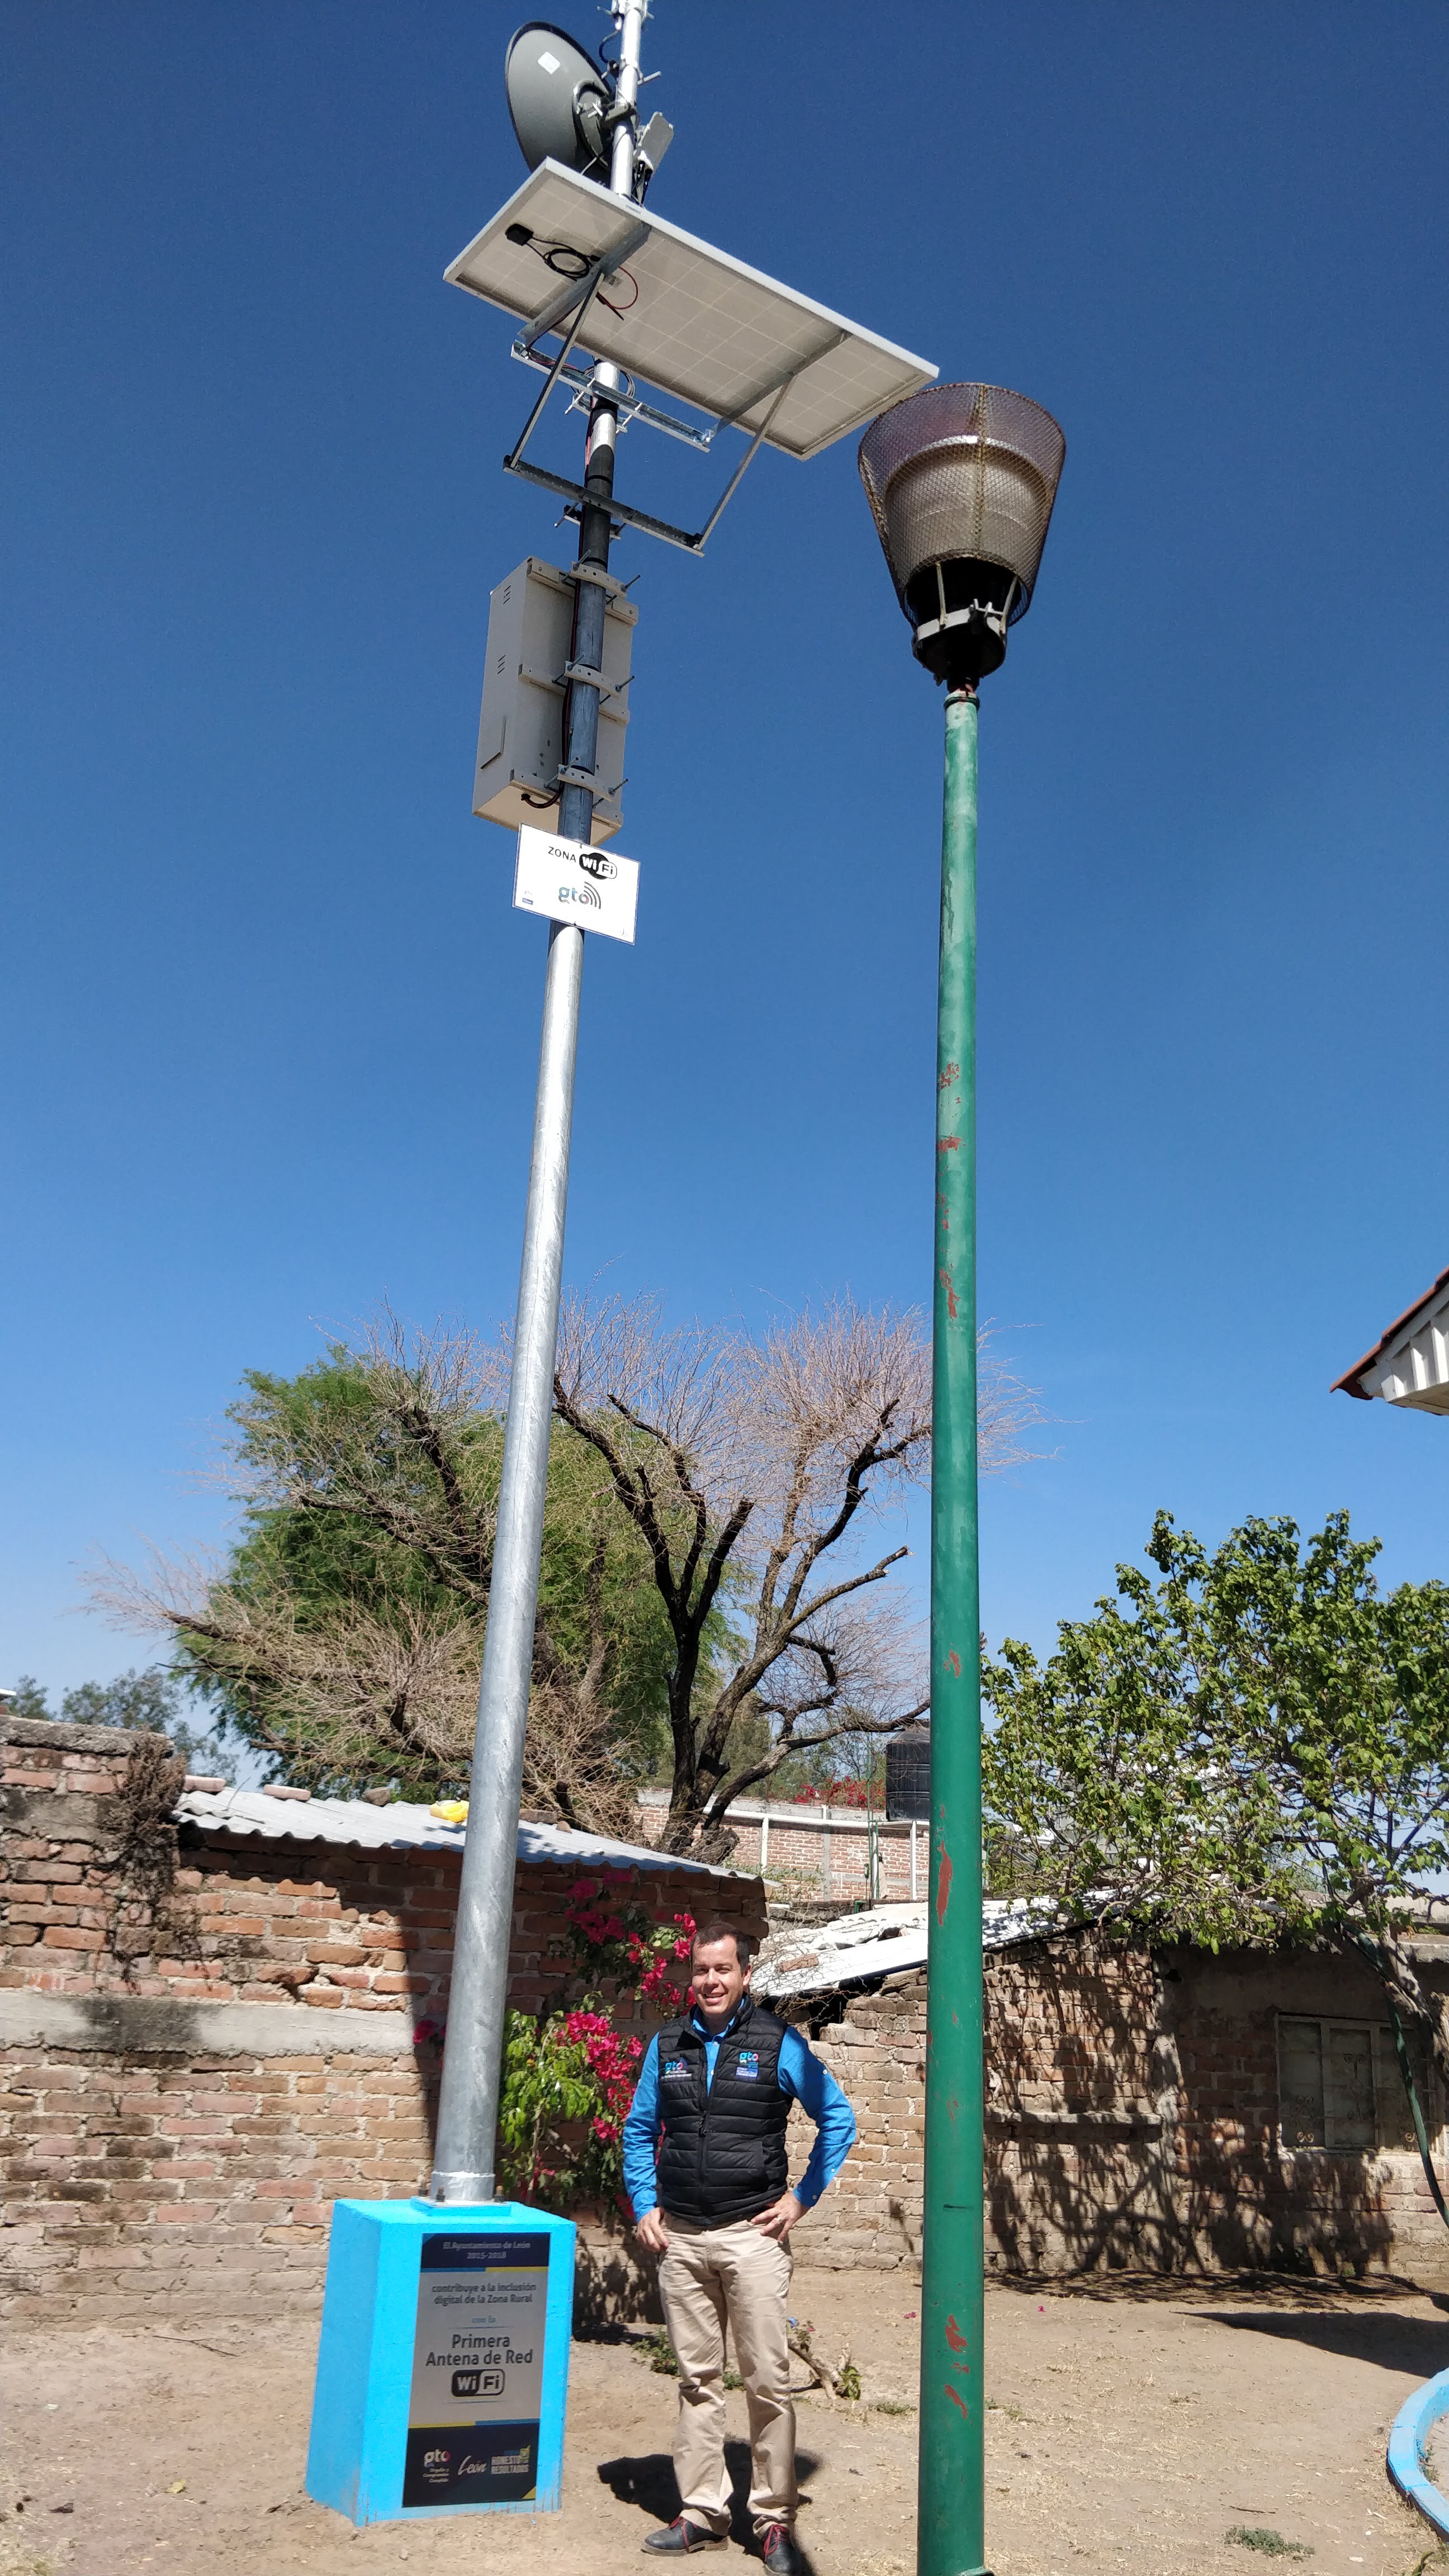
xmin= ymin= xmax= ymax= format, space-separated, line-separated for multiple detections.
xmin=495 ymin=1877 xmax=695 ymax=2209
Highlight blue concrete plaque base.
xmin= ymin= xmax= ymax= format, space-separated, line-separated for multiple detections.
xmin=305 ymin=2197 xmax=576 ymax=2525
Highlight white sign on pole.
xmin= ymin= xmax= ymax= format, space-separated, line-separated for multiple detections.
xmin=513 ymin=825 xmax=639 ymax=944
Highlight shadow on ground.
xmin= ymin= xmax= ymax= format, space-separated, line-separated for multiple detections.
xmin=991 ymin=2271 xmax=1449 ymax=2312
xmin=598 ymin=2442 xmax=823 ymax=2559
xmin=1193 ymin=2308 xmax=1449 ymax=2375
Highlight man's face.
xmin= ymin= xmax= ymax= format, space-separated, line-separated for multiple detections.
xmin=690 ymin=1935 xmax=749 ymax=2027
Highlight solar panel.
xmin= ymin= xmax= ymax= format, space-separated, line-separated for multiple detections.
xmin=445 ymin=161 xmax=937 ymax=463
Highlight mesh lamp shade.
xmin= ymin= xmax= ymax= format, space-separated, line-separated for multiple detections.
xmin=859 ymin=382 xmax=1065 ymax=685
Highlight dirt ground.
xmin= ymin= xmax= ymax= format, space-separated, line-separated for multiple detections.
xmin=3 ymin=2269 xmax=1446 ymax=2576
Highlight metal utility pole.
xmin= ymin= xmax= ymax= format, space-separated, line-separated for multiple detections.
xmin=918 ymin=683 xmax=985 ymax=2576
xmin=856 ymin=385 xmax=1065 ymax=2576
xmin=428 ymin=0 xmax=649 ymax=2208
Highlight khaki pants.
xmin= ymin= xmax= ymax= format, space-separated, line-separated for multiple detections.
xmin=657 ymin=2214 xmax=797 ymax=2537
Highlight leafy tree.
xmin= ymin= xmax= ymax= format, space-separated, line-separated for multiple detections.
xmin=97 ymin=1295 xmax=1043 ymax=1850
xmin=983 ymin=1509 xmax=1449 ymax=2120
xmin=94 ymin=1319 xmax=690 ymax=1825
xmin=11 ymin=1666 xmax=230 ymax=1774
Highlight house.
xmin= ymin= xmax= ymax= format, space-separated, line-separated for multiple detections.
xmin=752 ymin=1902 xmax=1449 ymax=2279
xmin=1334 ymin=1263 xmax=1449 ymax=1415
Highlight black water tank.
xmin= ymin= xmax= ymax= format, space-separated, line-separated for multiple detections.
xmin=885 ymin=1727 xmax=931 ymax=1822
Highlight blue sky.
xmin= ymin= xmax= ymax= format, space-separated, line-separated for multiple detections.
xmin=4 ymin=1 xmax=1447 ymax=1703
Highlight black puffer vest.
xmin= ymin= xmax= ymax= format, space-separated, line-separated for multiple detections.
xmin=654 ymin=1999 xmax=792 ymax=2225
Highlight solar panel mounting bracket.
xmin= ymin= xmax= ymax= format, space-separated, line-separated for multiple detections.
xmin=505 ymin=370 xmax=800 ymax=557
xmin=502 ymin=229 xmax=651 ymax=491
xmin=511 ymin=337 xmax=719 ymax=452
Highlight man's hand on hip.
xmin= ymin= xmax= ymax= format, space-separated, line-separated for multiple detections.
xmin=748 ymin=2191 xmax=803 ymax=2242
xmin=636 ymin=2208 xmax=671 ymax=2255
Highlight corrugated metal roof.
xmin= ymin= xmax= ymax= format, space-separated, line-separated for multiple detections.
xmin=752 ymin=1896 xmax=1071 ymax=2000
xmin=172 ymin=1784 xmax=738 ymax=1878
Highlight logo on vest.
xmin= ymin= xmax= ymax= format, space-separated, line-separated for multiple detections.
xmin=663 ymin=2057 xmax=689 ymax=2079
xmin=735 ymin=2050 xmax=760 ymax=2079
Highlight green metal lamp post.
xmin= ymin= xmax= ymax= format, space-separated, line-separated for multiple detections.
xmin=858 ymin=384 xmax=1066 ymax=2576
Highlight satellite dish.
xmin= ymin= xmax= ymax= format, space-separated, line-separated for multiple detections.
xmin=505 ymin=22 xmax=612 ymax=183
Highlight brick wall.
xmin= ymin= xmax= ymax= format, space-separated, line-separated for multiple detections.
xmin=1 ymin=1717 xmax=764 ymax=2323
xmin=635 ymin=1788 xmax=927 ymax=1904
xmin=11 ymin=1716 xmax=1447 ymax=2311
xmin=786 ymin=1933 xmax=1449 ymax=2280
xmin=3 ymin=2045 xmax=437 ymax=2322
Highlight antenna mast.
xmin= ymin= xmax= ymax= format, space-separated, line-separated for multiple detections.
xmin=428 ymin=0 xmax=651 ymax=2209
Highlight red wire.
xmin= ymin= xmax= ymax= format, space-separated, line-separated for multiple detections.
xmin=598 ymin=267 xmax=640 ymax=318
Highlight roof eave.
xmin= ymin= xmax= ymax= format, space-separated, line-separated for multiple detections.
xmin=1331 ymin=1261 xmax=1449 ymax=1401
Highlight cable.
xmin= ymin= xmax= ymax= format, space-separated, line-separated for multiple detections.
xmin=598 ymin=266 xmax=639 ymax=318
xmin=509 ymin=228 xmax=639 ymax=314
xmin=540 ymin=239 xmax=593 ymax=282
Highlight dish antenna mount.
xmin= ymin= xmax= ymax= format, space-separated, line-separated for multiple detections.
xmin=505 ymin=20 xmax=671 ymax=199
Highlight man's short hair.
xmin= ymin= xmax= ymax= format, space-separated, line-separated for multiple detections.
xmin=690 ymin=1919 xmax=753 ymax=1969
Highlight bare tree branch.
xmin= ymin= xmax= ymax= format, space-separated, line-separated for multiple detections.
xmin=554 ymin=1290 xmax=1046 ymax=1855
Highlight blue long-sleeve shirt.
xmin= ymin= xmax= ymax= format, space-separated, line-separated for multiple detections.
xmin=622 ymin=2007 xmax=856 ymax=2222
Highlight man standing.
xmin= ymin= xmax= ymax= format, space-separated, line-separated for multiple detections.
xmin=623 ymin=1919 xmax=856 ymax=2571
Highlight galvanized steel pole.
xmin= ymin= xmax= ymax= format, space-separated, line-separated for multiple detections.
xmin=917 ymin=683 xmax=986 ymax=2575
xmin=428 ymin=0 xmax=647 ymax=2206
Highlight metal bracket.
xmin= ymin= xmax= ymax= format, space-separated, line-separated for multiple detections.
xmin=512 ymin=338 xmax=717 ymax=452
xmin=503 ymin=277 xmax=845 ymax=556
xmin=506 ymin=372 xmax=797 ymax=556
xmin=502 ymin=221 xmax=652 ymax=484
xmin=517 ymin=221 xmax=652 ymax=355
xmin=562 ymin=659 xmax=632 ymax=704
xmin=556 ymin=762 xmax=623 ymax=802
xmin=562 ymin=560 xmax=625 ymax=595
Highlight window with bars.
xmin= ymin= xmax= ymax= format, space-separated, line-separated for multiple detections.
xmin=1277 ymin=2015 xmax=1420 ymax=2152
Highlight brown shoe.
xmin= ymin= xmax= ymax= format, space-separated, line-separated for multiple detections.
xmin=642 ymin=2520 xmax=727 ymax=2554
xmin=759 ymin=2525 xmax=802 ymax=2574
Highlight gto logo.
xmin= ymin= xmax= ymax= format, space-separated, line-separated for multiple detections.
xmin=557 ymin=881 xmax=602 ymax=910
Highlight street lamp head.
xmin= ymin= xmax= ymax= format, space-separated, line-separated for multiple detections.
xmin=858 ymin=382 xmax=1065 ymax=688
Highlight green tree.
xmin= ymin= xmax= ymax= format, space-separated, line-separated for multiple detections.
xmin=11 ymin=1666 xmax=230 ymax=1773
xmin=96 ymin=1297 xmax=1044 ymax=1851
xmin=983 ymin=1509 xmax=1449 ymax=2105
xmin=96 ymin=1318 xmax=683 ymax=1824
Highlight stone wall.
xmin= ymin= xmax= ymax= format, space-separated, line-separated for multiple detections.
xmin=785 ymin=1931 xmax=1449 ymax=2280
xmin=1 ymin=1716 xmax=764 ymax=2324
